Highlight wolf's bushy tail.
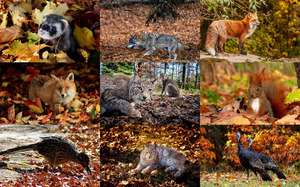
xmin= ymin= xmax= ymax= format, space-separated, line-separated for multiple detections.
xmin=178 ymin=43 xmax=191 ymax=51
xmin=205 ymin=26 xmax=218 ymax=56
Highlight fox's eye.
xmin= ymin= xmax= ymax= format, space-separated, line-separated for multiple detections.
xmin=66 ymin=86 xmax=69 ymax=89
xmin=58 ymin=87 xmax=62 ymax=91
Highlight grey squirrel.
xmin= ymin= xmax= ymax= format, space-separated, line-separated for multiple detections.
xmin=38 ymin=14 xmax=85 ymax=62
xmin=247 ymin=68 xmax=287 ymax=118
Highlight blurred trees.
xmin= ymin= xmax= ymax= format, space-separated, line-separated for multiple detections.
xmin=200 ymin=125 xmax=300 ymax=171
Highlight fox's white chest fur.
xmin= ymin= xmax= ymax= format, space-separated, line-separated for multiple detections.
xmin=251 ymin=98 xmax=260 ymax=114
xmin=245 ymin=23 xmax=258 ymax=39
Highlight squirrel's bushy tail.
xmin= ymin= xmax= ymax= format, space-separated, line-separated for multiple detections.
xmin=261 ymin=69 xmax=287 ymax=118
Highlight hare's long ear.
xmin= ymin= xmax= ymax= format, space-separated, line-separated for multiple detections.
xmin=66 ymin=72 xmax=74 ymax=82
xmin=51 ymin=74 xmax=60 ymax=83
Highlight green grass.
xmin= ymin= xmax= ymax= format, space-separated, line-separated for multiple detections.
xmin=200 ymin=172 xmax=300 ymax=187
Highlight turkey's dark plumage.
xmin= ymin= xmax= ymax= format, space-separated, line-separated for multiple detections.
xmin=246 ymin=138 xmax=286 ymax=179
xmin=235 ymin=133 xmax=272 ymax=181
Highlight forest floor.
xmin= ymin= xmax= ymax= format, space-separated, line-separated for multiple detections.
xmin=100 ymin=2 xmax=200 ymax=62
xmin=100 ymin=125 xmax=200 ymax=186
xmin=100 ymin=94 xmax=200 ymax=125
xmin=200 ymin=172 xmax=300 ymax=186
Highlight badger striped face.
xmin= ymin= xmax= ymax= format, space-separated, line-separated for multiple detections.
xmin=38 ymin=14 xmax=69 ymax=40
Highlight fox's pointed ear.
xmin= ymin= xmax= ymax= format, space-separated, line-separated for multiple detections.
xmin=66 ymin=72 xmax=74 ymax=82
xmin=50 ymin=74 xmax=59 ymax=83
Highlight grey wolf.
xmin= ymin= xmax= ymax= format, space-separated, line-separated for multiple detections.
xmin=126 ymin=33 xmax=190 ymax=60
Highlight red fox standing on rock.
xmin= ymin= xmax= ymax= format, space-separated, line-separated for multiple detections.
xmin=205 ymin=12 xmax=260 ymax=56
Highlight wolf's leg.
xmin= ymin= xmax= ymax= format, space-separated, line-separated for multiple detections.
xmin=173 ymin=54 xmax=177 ymax=60
xmin=170 ymin=46 xmax=177 ymax=60
xmin=144 ymin=50 xmax=154 ymax=56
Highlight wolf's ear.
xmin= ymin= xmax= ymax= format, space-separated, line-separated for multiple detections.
xmin=50 ymin=74 xmax=60 ymax=83
xmin=66 ymin=72 xmax=74 ymax=82
xmin=130 ymin=34 xmax=133 ymax=37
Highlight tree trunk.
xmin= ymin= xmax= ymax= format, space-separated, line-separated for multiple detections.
xmin=181 ymin=63 xmax=186 ymax=89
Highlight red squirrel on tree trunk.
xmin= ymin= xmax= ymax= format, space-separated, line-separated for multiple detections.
xmin=247 ymin=68 xmax=287 ymax=118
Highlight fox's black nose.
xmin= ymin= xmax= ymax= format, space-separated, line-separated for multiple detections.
xmin=61 ymin=94 xmax=66 ymax=98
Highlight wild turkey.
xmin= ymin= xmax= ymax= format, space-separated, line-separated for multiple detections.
xmin=235 ymin=133 xmax=272 ymax=181
xmin=246 ymin=138 xmax=287 ymax=179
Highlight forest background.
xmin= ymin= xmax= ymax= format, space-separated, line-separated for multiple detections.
xmin=100 ymin=63 xmax=200 ymax=93
xmin=200 ymin=0 xmax=299 ymax=59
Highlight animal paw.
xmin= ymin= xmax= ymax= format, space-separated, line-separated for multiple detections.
xmin=130 ymin=169 xmax=137 ymax=175
xmin=130 ymin=110 xmax=141 ymax=118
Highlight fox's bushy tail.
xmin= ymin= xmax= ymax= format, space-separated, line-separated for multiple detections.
xmin=205 ymin=26 xmax=218 ymax=56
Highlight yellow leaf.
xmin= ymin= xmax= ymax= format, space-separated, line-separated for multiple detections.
xmin=53 ymin=3 xmax=69 ymax=16
xmin=33 ymin=1 xmax=56 ymax=24
xmin=74 ymin=24 xmax=96 ymax=50
xmin=1 ymin=82 xmax=9 ymax=87
xmin=96 ymin=104 xmax=100 ymax=112
xmin=29 ymin=105 xmax=44 ymax=114
xmin=17 ymin=162 xmax=28 ymax=165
